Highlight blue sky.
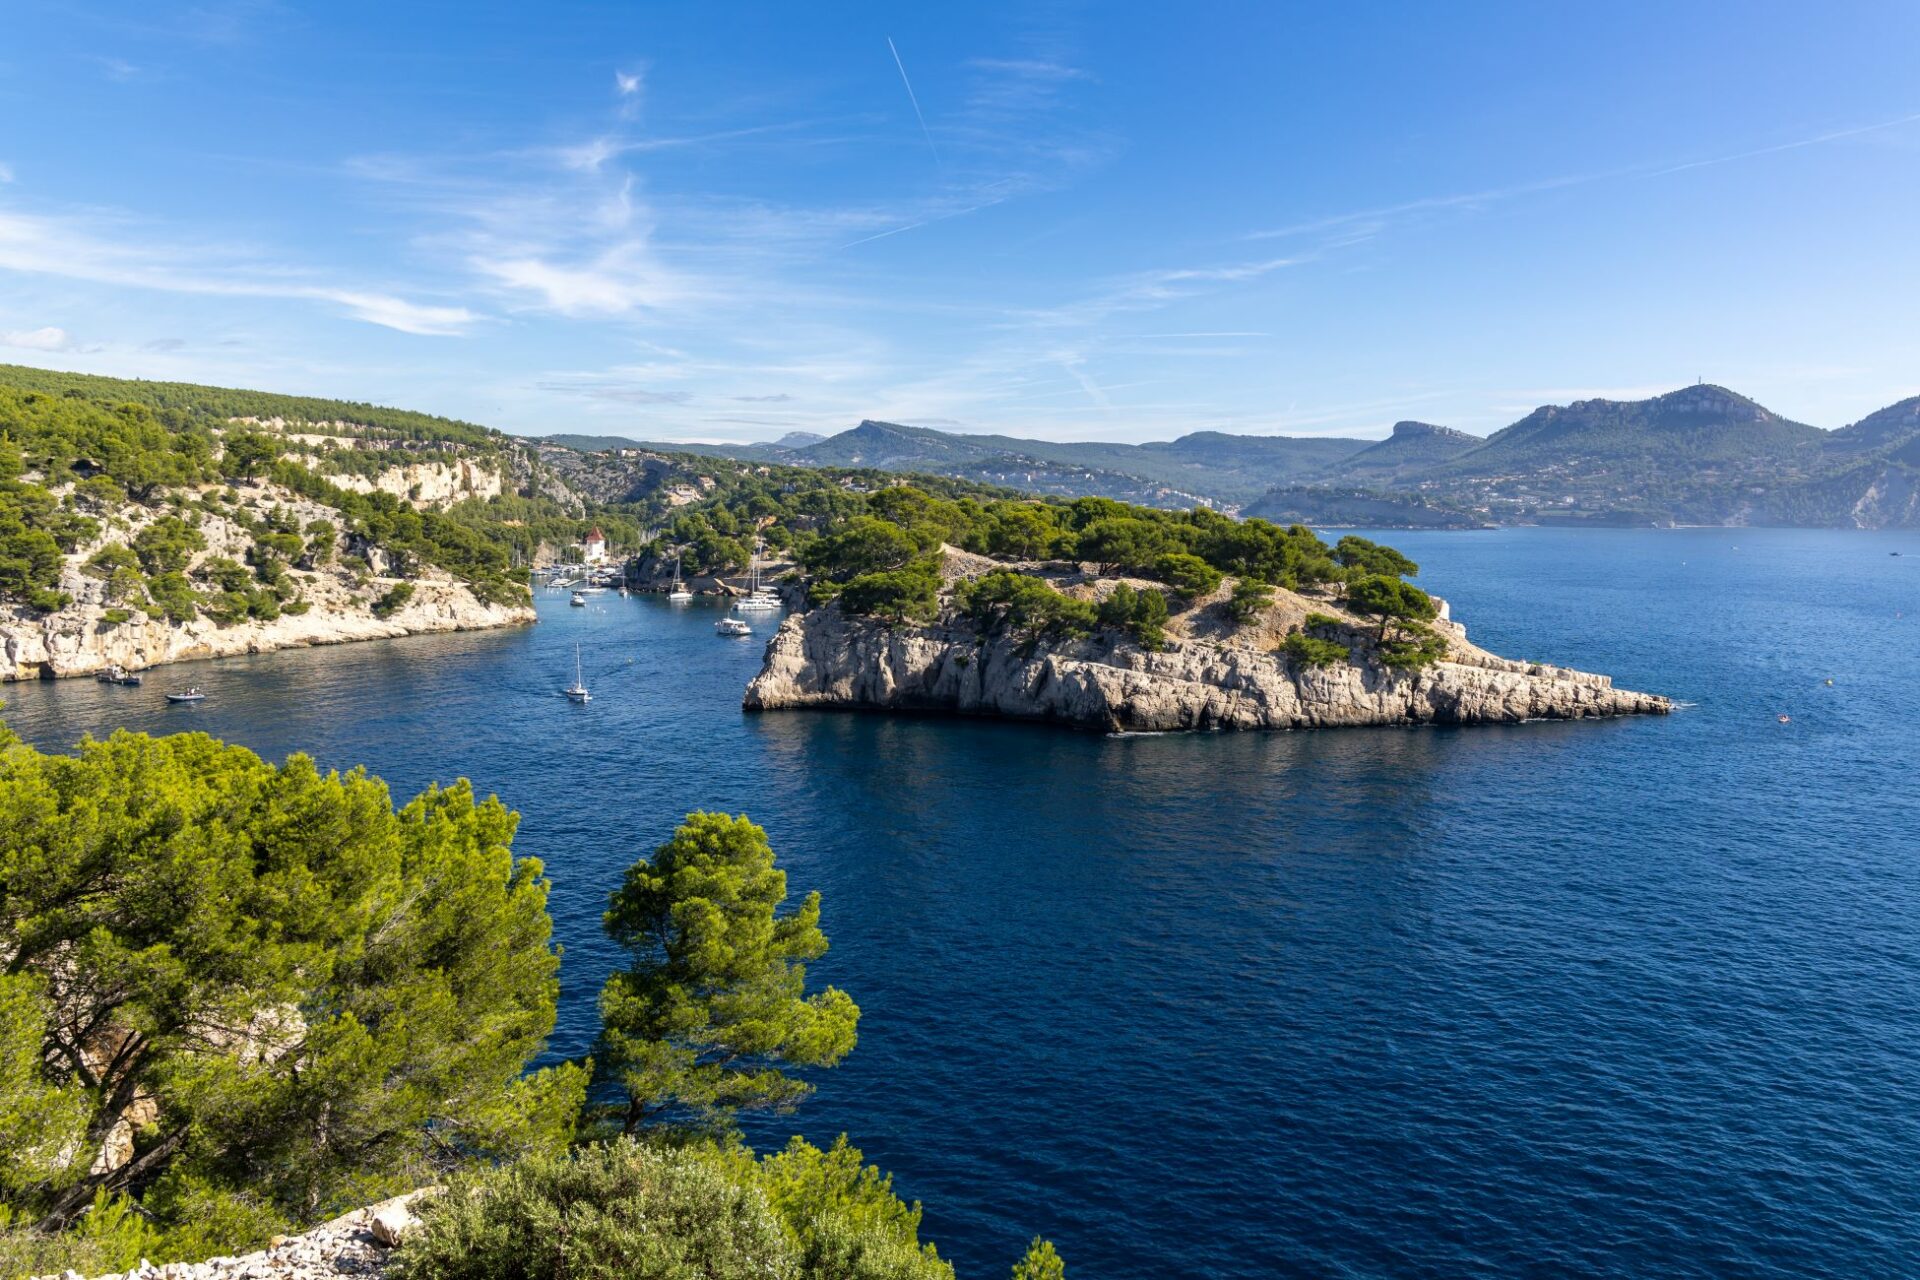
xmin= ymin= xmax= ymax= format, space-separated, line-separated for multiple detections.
xmin=3 ymin=1 xmax=1919 ymax=443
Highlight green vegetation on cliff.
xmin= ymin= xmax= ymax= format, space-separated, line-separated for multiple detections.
xmin=0 ymin=723 xmax=585 ymax=1256
xmin=0 ymin=727 xmax=1058 ymax=1279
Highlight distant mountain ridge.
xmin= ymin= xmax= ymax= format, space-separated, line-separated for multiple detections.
xmin=544 ymin=381 xmax=1920 ymax=527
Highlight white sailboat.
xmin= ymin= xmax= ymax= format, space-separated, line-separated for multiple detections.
xmin=735 ymin=540 xmax=780 ymax=611
xmin=668 ymin=553 xmax=693 ymax=602
xmin=563 ymin=644 xmax=591 ymax=703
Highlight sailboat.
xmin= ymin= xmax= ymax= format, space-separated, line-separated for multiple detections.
xmin=668 ymin=553 xmax=693 ymax=603
xmin=563 ymin=644 xmax=591 ymax=703
xmin=735 ymin=540 xmax=780 ymax=611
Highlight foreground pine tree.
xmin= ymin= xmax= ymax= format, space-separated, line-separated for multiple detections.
xmin=596 ymin=812 xmax=860 ymax=1136
xmin=0 ymin=724 xmax=584 ymax=1252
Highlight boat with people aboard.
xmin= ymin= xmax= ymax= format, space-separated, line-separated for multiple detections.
xmin=96 ymin=665 xmax=143 ymax=686
xmin=165 ymin=688 xmax=206 ymax=703
xmin=715 ymin=615 xmax=753 ymax=637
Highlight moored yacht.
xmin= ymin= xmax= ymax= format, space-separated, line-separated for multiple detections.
xmin=735 ymin=540 xmax=780 ymax=611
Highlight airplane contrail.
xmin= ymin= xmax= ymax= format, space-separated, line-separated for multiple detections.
xmin=886 ymin=36 xmax=941 ymax=166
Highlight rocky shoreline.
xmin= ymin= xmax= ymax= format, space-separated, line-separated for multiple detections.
xmin=0 ymin=588 xmax=533 ymax=683
xmin=744 ymin=576 xmax=1669 ymax=734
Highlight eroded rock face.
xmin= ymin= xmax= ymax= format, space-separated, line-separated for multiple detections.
xmin=0 ymin=585 xmax=532 ymax=683
xmin=743 ymin=605 xmax=1669 ymax=734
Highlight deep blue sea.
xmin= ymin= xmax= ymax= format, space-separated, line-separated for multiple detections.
xmin=4 ymin=528 xmax=1918 ymax=1279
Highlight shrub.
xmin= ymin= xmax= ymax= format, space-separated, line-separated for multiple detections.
xmin=1284 ymin=631 xmax=1350 ymax=668
xmin=1076 ymin=517 xmax=1175 ymax=572
xmin=957 ymin=571 xmax=1096 ymax=637
xmin=1153 ymin=553 xmax=1222 ymax=599
xmin=132 ymin=516 xmax=206 ymax=576
xmin=1333 ymin=534 xmax=1418 ymax=579
xmin=1379 ymin=621 xmax=1448 ymax=670
xmin=1096 ymin=583 xmax=1169 ymax=651
xmin=146 ymin=571 xmax=199 ymax=623
xmin=372 ymin=582 xmax=414 ymax=618
xmin=398 ymin=1137 xmax=972 ymax=1280
xmin=1343 ymin=574 xmax=1437 ymax=627
xmin=755 ymin=1136 xmax=953 ymax=1280
xmin=397 ymin=1142 xmax=791 ymax=1280
xmin=0 ymin=1192 xmax=160 ymax=1280
xmin=1227 ymin=578 xmax=1273 ymax=624
xmin=1012 ymin=1238 xmax=1067 ymax=1280
xmin=803 ymin=516 xmax=920 ymax=580
xmin=837 ymin=559 xmax=941 ymax=623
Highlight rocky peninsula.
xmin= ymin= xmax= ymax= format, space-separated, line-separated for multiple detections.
xmin=745 ymin=551 xmax=1669 ymax=733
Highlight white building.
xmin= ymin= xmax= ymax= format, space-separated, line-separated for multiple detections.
xmin=580 ymin=527 xmax=609 ymax=565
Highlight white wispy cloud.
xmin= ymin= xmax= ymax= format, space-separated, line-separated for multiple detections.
xmin=537 ymin=375 xmax=690 ymax=405
xmin=0 ymin=325 xmax=79 ymax=352
xmin=1251 ymin=110 xmax=1920 ymax=243
xmin=0 ymin=207 xmax=475 ymax=334
xmin=886 ymin=36 xmax=941 ymax=166
xmin=0 ymin=163 xmax=13 ymax=183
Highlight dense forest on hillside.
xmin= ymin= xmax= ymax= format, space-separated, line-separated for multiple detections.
xmin=0 ymin=364 xmax=501 ymax=449
xmin=658 ymin=470 xmax=1442 ymax=664
xmin=0 ymin=373 xmax=526 ymax=619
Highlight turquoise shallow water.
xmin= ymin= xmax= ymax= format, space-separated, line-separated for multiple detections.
xmin=4 ymin=528 xmax=1918 ymax=1279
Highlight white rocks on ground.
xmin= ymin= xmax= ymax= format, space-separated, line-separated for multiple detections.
xmin=35 ymin=1191 xmax=433 ymax=1280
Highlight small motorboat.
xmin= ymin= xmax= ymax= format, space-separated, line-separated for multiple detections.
xmin=97 ymin=665 xmax=143 ymax=686
xmin=1776 ymin=713 xmax=1791 ymax=724
xmin=570 ymin=591 xmax=587 ymax=607
xmin=715 ymin=616 xmax=753 ymax=637
xmin=166 ymin=688 xmax=206 ymax=704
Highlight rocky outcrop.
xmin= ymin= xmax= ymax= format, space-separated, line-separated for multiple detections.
xmin=744 ymin=583 xmax=1669 ymax=733
xmin=330 ymin=458 xmax=504 ymax=507
xmin=0 ymin=586 xmax=532 ymax=683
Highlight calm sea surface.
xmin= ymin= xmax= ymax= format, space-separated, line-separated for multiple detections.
xmin=4 ymin=528 xmax=1918 ymax=1279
